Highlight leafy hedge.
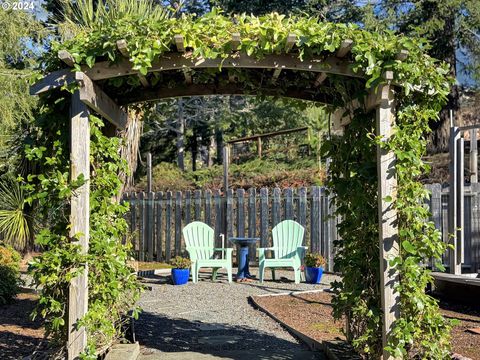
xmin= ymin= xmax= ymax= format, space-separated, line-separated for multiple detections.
xmin=33 ymin=7 xmax=453 ymax=358
xmin=135 ymin=159 xmax=323 ymax=191
xmin=0 ymin=243 xmax=22 ymax=305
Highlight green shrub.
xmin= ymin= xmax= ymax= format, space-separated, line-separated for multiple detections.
xmin=170 ymin=256 xmax=191 ymax=269
xmin=304 ymin=252 xmax=326 ymax=268
xmin=0 ymin=243 xmax=22 ymax=305
xmin=137 ymin=162 xmax=194 ymax=191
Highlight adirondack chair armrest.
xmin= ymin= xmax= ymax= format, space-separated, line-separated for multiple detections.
xmin=213 ymin=247 xmax=233 ymax=261
xmin=258 ymin=247 xmax=275 ymax=253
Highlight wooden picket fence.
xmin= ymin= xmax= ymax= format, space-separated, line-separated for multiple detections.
xmin=123 ymin=183 xmax=480 ymax=273
xmin=122 ymin=187 xmax=338 ymax=272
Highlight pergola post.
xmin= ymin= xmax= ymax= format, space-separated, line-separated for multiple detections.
xmin=375 ymin=82 xmax=400 ymax=360
xmin=448 ymin=126 xmax=462 ymax=274
xmin=68 ymin=90 xmax=90 ymax=358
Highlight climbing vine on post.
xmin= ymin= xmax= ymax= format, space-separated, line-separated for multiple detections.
xmin=25 ymin=94 xmax=142 ymax=358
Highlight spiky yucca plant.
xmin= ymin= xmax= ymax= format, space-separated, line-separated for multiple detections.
xmin=0 ymin=175 xmax=36 ymax=252
xmin=57 ymin=0 xmax=174 ymax=39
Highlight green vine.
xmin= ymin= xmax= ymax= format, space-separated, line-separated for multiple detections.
xmin=32 ymin=8 xmax=453 ymax=358
xmin=25 ymin=95 xmax=142 ymax=357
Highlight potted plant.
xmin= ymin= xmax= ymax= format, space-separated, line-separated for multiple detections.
xmin=170 ymin=256 xmax=191 ymax=285
xmin=304 ymin=252 xmax=326 ymax=284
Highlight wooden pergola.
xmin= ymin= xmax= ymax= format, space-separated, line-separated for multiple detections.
xmin=31 ymin=34 xmax=402 ymax=359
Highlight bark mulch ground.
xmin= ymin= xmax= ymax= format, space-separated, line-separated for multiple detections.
xmin=252 ymin=291 xmax=480 ymax=360
xmin=0 ymin=291 xmax=48 ymax=360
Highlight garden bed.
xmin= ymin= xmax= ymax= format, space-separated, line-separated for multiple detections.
xmin=252 ymin=291 xmax=480 ymax=360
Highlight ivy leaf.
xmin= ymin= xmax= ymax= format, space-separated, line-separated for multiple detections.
xmin=402 ymin=240 xmax=416 ymax=254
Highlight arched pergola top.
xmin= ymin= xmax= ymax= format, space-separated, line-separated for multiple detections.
xmin=31 ymin=40 xmax=371 ymax=101
xmin=31 ymin=34 xmax=393 ymax=130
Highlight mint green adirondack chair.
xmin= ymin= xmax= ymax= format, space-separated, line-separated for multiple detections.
xmin=182 ymin=221 xmax=233 ymax=283
xmin=258 ymin=220 xmax=307 ymax=284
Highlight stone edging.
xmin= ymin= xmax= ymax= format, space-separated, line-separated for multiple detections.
xmin=136 ymin=268 xmax=171 ymax=277
xmin=249 ymin=290 xmax=362 ymax=360
xmin=104 ymin=342 xmax=140 ymax=360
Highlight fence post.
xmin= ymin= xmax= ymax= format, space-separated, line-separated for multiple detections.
xmin=237 ymin=189 xmax=245 ymax=237
xmin=248 ymin=188 xmax=257 ymax=262
xmin=155 ymin=192 xmax=164 ymax=262
xmin=147 ymin=191 xmax=155 ymax=261
xmin=311 ymin=186 xmax=321 ymax=254
xmin=285 ymin=188 xmax=294 ymax=220
xmin=260 ymin=188 xmax=269 ymax=247
xmin=138 ymin=192 xmax=145 ymax=262
xmin=272 ymin=187 xmax=281 ymax=227
xmin=194 ymin=189 xmax=202 ymax=220
xmin=130 ymin=193 xmax=137 ymax=251
xmin=205 ymin=190 xmax=212 ymax=227
xmin=185 ymin=190 xmax=191 ymax=226
xmin=214 ymin=189 xmax=223 ymax=247
xmin=175 ymin=191 xmax=182 ymax=256
xmin=165 ymin=191 xmax=172 ymax=262
xmin=227 ymin=189 xmax=234 ymax=239
xmin=298 ymin=187 xmax=307 ymax=241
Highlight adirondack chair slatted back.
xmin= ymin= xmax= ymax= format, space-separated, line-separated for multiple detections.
xmin=272 ymin=220 xmax=305 ymax=259
xmin=183 ymin=221 xmax=215 ymax=259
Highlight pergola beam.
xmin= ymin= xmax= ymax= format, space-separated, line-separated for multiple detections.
xmin=336 ymin=40 xmax=353 ymax=58
xmin=75 ymin=72 xmax=127 ymax=129
xmin=285 ymin=33 xmax=296 ymax=52
xmin=231 ymin=33 xmax=241 ymax=50
xmin=396 ymin=49 xmax=409 ymax=61
xmin=116 ymin=40 xmax=150 ymax=87
xmin=83 ymin=53 xmax=361 ymax=81
xmin=174 ymin=35 xmax=185 ymax=52
xmin=31 ymin=52 xmax=366 ymax=95
xmin=271 ymin=68 xmax=282 ymax=83
xmin=314 ymin=72 xmax=327 ymax=87
xmin=29 ymin=68 xmax=75 ymax=95
xmin=58 ymin=50 xmax=75 ymax=67
xmin=183 ymin=69 xmax=193 ymax=84
xmin=366 ymin=71 xmax=394 ymax=110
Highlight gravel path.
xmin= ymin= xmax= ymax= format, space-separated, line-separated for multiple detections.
xmin=136 ymin=268 xmax=338 ymax=358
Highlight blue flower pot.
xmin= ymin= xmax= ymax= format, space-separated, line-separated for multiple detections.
xmin=305 ymin=266 xmax=324 ymax=284
xmin=171 ymin=268 xmax=190 ymax=285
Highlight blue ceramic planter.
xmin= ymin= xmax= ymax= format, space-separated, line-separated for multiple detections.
xmin=171 ymin=268 xmax=190 ymax=285
xmin=305 ymin=266 xmax=324 ymax=284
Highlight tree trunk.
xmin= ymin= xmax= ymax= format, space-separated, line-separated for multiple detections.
xmin=191 ymin=130 xmax=197 ymax=172
xmin=215 ymin=124 xmax=223 ymax=164
xmin=426 ymin=10 xmax=459 ymax=154
xmin=176 ymin=98 xmax=185 ymax=171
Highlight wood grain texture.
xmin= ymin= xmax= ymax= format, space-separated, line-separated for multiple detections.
xmin=59 ymin=50 xmax=75 ymax=67
xmin=75 ymin=72 xmax=127 ymax=129
xmin=336 ymin=40 xmax=353 ymax=58
xmin=449 ymin=127 xmax=461 ymax=274
xmin=375 ymin=84 xmax=400 ymax=360
xmin=83 ymin=52 xmax=362 ymax=81
xmin=237 ymin=189 xmax=245 ymax=237
xmin=68 ymin=91 xmax=89 ymax=359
